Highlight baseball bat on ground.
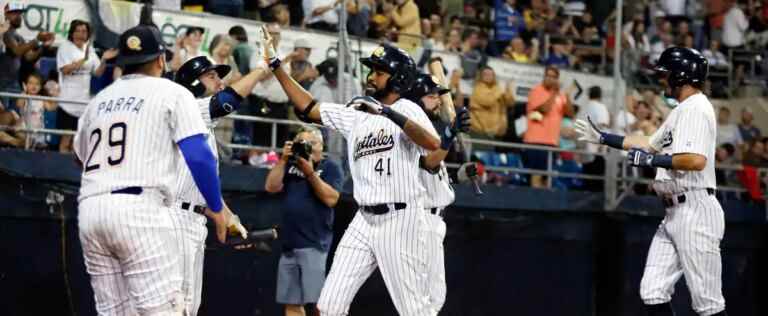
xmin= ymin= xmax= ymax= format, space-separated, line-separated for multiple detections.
xmin=427 ymin=57 xmax=483 ymax=196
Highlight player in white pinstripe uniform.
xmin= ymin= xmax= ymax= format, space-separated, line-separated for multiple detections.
xmin=170 ymin=56 xmax=269 ymax=315
xmin=74 ymin=25 xmax=237 ymax=316
xmin=576 ymin=47 xmax=727 ymax=316
xmin=261 ymin=26 xmax=443 ymax=315
xmin=402 ymin=73 xmax=471 ymax=313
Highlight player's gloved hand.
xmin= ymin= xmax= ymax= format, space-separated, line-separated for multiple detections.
xmin=440 ymin=107 xmax=470 ymax=150
xmin=204 ymin=204 xmax=233 ymax=243
xmin=227 ymin=213 xmax=248 ymax=239
xmin=574 ymin=116 xmax=604 ymax=144
xmin=627 ymin=148 xmax=655 ymax=168
xmin=260 ymin=25 xmax=280 ymax=71
xmin=347 ymin=96 xmax=383 ymax=115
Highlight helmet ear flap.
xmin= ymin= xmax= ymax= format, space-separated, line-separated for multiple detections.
xmin=188 ymin=79 xmax=206 ymax=98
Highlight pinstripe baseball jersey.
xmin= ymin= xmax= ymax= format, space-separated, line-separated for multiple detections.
xmin=173 ymin=96 xmax=219 ymax=206
xmin=74 ymin=75 xmax=209 ymax=202
xmin=420 ymin=162 xmax=455 ymax=209
xmin=648 ymin=93 xmax=717 ymax=194
xmin=319 ymin=98 xmax=432 ymax=205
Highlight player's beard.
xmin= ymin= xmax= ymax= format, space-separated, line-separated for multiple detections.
xmin=365 ymin=84 xmax=390 ymax=102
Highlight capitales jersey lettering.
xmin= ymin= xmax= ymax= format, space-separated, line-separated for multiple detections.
xmin=353 ymin=129 xmax=395 ymax=160
xmin=95 ymin=97 xmax=144 ymax=116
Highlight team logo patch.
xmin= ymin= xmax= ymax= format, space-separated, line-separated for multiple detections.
xmin=126 ymin=36 xmax=142 ymax=51
xmin=372 ymin=46 xmax=385 ymax=57
xmin=662 ymin=129 xmax=673 ymax=148
xmin=354 ymin=129 xmax=395 ymax=160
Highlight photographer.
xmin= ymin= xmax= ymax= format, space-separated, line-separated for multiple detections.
xmin=264 ymin=127 xmax=342 ymax=316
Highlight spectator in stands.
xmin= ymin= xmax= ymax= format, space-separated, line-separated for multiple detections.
xmin=577 ymin=86 xmax=610 ymax=191
xmin=523 ymin=66 xmax=574 ymax=188
xmin=573 ymin=10 xmax=599 ymax=44
xmin=743 ymin=139 xmax=767 ymax=167
xmin=388 ymin=0 xmax=422 ymax=53
xmin=702 ymin=39 xmax=731 ymax=70
xmin=272 ymin=4 xmax=291 ymax=27
xmin=649 ymin=32 xmax=674 ymax=63
xmin=544 ymin=39 xmax=574 ymax=69
xmin=264 ymin=128 xmax=341 ymax=316
xmin=56 ymin=20 xmax=118 ymax=153
xmin=739 ymin=107 xmax=762 ymax=142
xmin=717 ymin=107 xmax=744 ymax=147
xmin=15 ymin=72 xmax=45 ymax=149
xmin=171 ymin=26 xmax=206 ymax=71
xmin=444 ymin=29 xmax=463 ymax=53
xmin=715 ymin=143 xmax=736 ymax=186
xmin=42 ymin=79 xmax=60 ymax=150
xmin=722 ymin=1 xmax=750 ymax=52
xmin=676 ymin=20 xmax=691 ymax=37
xmin=230 ymin=26 xmax=253 ymax=75
xmin=502 ymin=37 xmax=539 ymax=64
xmin=494 ymin=0 xmax=525 ymax=56
xmin=1 ymin=2 xmax=54 ymax=110
xmin=680 ymin=33 xmax=695 ymax=48
xmin=304 ymin=0 xmax=339 ymax=32
xmin=288 ymin=39 xmax=318 ymax=89
xmin=309 ymin=58 xmax=361 ymax=104
xmin=208 ymin=0 xmax=244 ymax=18
xmin=523 ymin=0 xmax=554 ymax=39
xmin=0 ymin=99 xmax=22 ymax=147
xmin=249 ymin=23 xmax=291 ymax=148
xmin=209 ymin=34 xmax=243 ymax=85
xmin=460 ymin=28 xmax=488 ymax=79
xmin=627 ymin=20 xmax=651 ymax=55
xmin=346 ymin=0 xmax=371 ymax=37
xmin=468 ymin=66 xmax=515 ymax=144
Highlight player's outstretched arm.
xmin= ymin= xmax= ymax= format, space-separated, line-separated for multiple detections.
xmin=348 ymin=96 xmax=441 ymax=150
xmin=574 ymin=117 xmax=653 ymax=151
xmin=260 ymin=25 xmax=322 ymax=123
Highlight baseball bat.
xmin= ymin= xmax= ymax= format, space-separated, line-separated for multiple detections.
xmin=225 ymin=227 xmax=278 ymax=247
xmin=427 ymin=58 xmax=483 ymax=195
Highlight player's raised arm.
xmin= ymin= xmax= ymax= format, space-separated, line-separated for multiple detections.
xmin=259 ymin=25 xmax=322 ymax=123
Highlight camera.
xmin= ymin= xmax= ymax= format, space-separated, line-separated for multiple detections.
xmin=289 ymin=140 xmax=313 ymax=163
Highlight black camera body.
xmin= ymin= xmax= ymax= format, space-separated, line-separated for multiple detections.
xmin=290 ymin=140 xmax=313 ymax=163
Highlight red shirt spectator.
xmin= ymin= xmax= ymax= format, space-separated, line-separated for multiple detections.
xmin=523 ymin=66 xmax=573 ymax=147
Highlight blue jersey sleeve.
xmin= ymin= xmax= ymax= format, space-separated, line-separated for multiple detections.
xmin=177 ymin=134 xmax=223 ymax=212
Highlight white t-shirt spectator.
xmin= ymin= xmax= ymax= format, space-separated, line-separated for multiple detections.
xmin=722 ymin=5 xmax=749 ymax=47
xmin=56 ymin=40 xmax=100 ymax=117
xmin=613 ymin=110 xmax=638 ymax=135
xmin=660 ymin=0 xmax=686 ymax=16
xmin=717 ymin=123 xmax=743 ymax=146
xmin=249 ymin=58 xmax=290 ymax=103
xmin=304 ymin=0 xmax=339 ymax=26
xmin=309 ymin=74 xmax=362 ymax=104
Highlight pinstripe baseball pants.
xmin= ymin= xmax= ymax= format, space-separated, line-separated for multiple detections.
xmin=169 ymin=208 xmax=208 ymax=316
xmin=78 ymin=193 xmax=185 ymax=316
xmin=317 ymin=206 xmax=441 ymax=316
xmin=640 ymin=190 xmax=726 ymax=315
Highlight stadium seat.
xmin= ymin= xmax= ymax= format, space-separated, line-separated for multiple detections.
xmin=553 ymin=158 xmax=583 ymax=190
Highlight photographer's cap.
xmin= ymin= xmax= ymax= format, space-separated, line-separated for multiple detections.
xmin=117 ymin=25 xmax=169 ymax=66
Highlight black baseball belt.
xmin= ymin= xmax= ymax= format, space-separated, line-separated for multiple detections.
xmin=660 ymin=188 xmax=715 ymax=208
xmin=361 ymin=203 xmax=407 ymax=215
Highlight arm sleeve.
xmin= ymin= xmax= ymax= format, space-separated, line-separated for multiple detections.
xmin=671 ymin=108 xmax=711 ymax=156
xmin=177 ymin=134 xmax=223 ymax=212
xmin=319 ymin=102 xmax=357 ymax=138
xmin=320 ymin=160 xmax=343 ymax=191
xmin=209 ymin=87 xmax=243 ymax=119
xmin=169 ymin=88 xmax=209 ymax=142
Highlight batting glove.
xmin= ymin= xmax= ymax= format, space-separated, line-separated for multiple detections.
xmin=346 ymin=96 xmax=383 ymax=115
xmin=574 ymin=117 xmax=603 ymax=144
xmin=260 ymin=25 xmax=280 ymax=71
xmin=227 ymin=214 xmax=248 ymax=239
xmin=441 ymin=107 xmax=470 ymax=149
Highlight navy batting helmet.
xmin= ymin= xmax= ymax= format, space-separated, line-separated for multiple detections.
xmin=403 ymin=73 xmax=450 ymax=106
xmin=175 ymin=56 xmax=231 ymax=97
xmin=360 ymin=44 xmax=416 ymax=94
xmin=654 ymin=47 xmax=708 ymax=89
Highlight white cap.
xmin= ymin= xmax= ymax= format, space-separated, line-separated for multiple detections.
xmin=294 ymin=38 xmax=311 ymax=49
xmin=4 ymin=1 xmax=26 ymax=13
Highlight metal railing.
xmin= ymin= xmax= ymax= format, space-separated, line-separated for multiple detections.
xmin=1 ymin=92 xmax=766 ymax=212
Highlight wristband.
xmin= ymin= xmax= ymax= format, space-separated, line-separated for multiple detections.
xmin=601 ymin=133 xmax=625 ymax=150
xmin=651 ymin=154 xmax=674 ymax=169
xmin=440 ymin=126 xmax=455 ymax=150
xmin=268 ymin=58 xmax=282 ymax=72
xmin=381 ymin=106 xmax=407 ymax=128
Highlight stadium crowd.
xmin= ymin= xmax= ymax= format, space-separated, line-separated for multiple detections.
xmin=1 ymin=0 xmax=767 ymax=197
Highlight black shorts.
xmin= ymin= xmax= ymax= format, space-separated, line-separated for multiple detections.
xmin=56 ymin=107 xmax=78 ymax=131
xmin=522 ymin=145 xmax=556 ymax=171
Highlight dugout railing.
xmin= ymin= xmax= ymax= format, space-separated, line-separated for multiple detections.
xmin=0 ymin=92 xmax=765 ymax=214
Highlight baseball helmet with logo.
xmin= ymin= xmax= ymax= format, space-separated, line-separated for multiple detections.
xmin=403 ymin=73 xmax=450 ymax=107
xmin=653 ymin=47 xmax=708 ymax=89
xmin=175 ymin=56 xmax=231 ymax=98
xmin=359 ymin=44 xmax=417 ymax=94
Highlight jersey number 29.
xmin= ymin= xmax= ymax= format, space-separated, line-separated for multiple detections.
xmin=85 ymin=122 xmax=127 ymax=172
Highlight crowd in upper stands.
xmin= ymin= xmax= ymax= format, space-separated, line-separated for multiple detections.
xmin=1 ymin=0 xmax=768 ymax=196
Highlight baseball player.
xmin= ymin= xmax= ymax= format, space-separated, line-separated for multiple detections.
xmin=261 ymin=26 xmax=443 ymax=316
xmin=402 ymin=73 xmax=471 ymax=312
xmin=575 ymin=47 xmax=727 ymax=316
xmin=171 ymin=55 xmax=270 ymax=315
xmin=73 ymin=25 xmax=237 ymax=315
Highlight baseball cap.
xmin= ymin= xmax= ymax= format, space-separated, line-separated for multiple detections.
xmin=4 ymin=1 xmax=26 ymax=13
xmin=185 ymin=26 xmax=205 ymax=36
xmin=116 ymin=25 xmax=169 ymax=67
xmin=294 ymin=38 xmax=311 ymax=49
